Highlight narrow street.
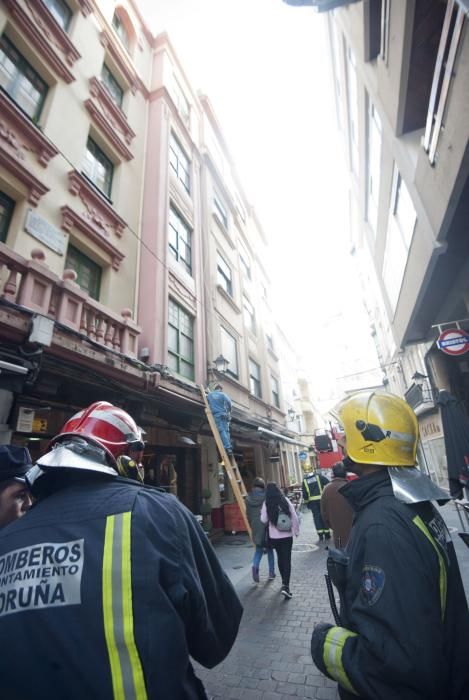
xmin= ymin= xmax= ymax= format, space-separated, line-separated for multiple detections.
xmin=195 ymin=502 xmax=469 ymax=700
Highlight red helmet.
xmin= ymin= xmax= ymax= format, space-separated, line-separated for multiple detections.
xmin=51 ymin=401 xmax=143 ymax=466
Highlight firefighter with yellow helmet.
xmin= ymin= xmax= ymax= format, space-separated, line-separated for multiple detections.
xmin=311 ymin=390 xmax=469 ymax=700
xmin=301 ymin=462 xmax=331 ymax=543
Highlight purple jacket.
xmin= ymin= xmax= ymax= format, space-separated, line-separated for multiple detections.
xmin=260 ymin=497 xmax=300 ymax=539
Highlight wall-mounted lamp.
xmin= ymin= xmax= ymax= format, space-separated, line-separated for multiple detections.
xmin=213 ymin=354 xmax=229 ymax=374
xmin=411 ymin=371 xmax=428 ymax=382
xmin=287 ymin=408 xmax=298 ymax=422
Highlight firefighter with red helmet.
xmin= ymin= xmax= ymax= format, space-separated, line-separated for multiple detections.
xmin=310 ymin=391 xmax=469 ymax=700
xmin=0 ymin=401 xmax=242 ymax=700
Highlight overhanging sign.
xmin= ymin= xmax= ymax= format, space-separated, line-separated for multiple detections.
xmin=437 ymin=328 xmax=469 ymax=356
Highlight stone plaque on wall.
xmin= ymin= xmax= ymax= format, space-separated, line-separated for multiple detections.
xmin=25 ymin=209 xmax=66 ymax=255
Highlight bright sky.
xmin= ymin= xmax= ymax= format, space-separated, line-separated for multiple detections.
xmin=137 ymin=0 xmax=381 ymax=405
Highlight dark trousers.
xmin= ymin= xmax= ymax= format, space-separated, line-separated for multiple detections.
xmin=308 ymin=502 xmax=330 ymax=538
xmin=272 ymin=536 xmax=293 ymax=588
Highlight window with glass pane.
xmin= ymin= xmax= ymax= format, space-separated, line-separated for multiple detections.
xmin=65 ymin=245 xmax=101 ymax=300
xmin=239 ymin=244 xmax=251 ymax=279
xmin=346 ymin=47 xmax=359 ymax=177
xmin=271 ymin=376 xmax=280 ymax=408
xmin=43 ymin=0 xmax=72 ymax=31
xmin=0 ymin=36 xmax=48 ymax=120
xmin=101 ymin=64 xmax=123 ymax=108
xmin=221 ymin=327 xmax=238 ymax=378
xmin=82 ymin=138 xmax=113 ymax=198
xmin=243 ymin=296 xmax=256 ymax=334
xmin=382 ymin=168 xmax=417 ymax=311
xmin=249 ymin=359 xmax=261 ymax=398
xmin=366 ymin=100 xmax=382 ymax=235
xmin=169 ymin=207 xmax=192 ymax=275
xmin=0 ymin=192 xmax=15 ymax=243
xmin=217 ymin=253 xmax=232 ymax=296
xmin=112 ymin=13 xmax=129 ymax=50
xmin=167 ymin=299 xmax=194 ymax=379
xmin=213 ymin=193 xmax=228 ymax=229
xmin=266 ymin=334 xmax=274 ymax=353
xmin=170 ymin=76 xmax=190 ymax=126
xmin=169 ymin=134 xmax=190 ymax=193
xmin=213 ymin=195 xmax=228 ymax=229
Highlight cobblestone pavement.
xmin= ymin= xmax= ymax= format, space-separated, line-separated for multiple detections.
xmin=195 ymin=509 xmax=339 ymax=699
xmin=195 ymin=500 xmax=469 ymax=700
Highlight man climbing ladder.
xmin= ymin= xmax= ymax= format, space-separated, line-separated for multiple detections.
xmin=200 ymin=385 xmax=251 ymax=537
xmin=207 ymin=384 xmax=233 ymax=457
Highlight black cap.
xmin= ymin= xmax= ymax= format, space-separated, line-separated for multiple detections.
xmin=0 ymin=446 xmax=33 ymax=483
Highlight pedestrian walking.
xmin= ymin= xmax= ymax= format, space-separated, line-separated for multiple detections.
xmin=311 ymin=390 xmax=469 ymax=700
xmin=320 ymin=461 xmax=354 ymax=548
xmin=0 ymin=445 xmax=33 ymax=528
xmin=246 ymin=476 xmax=275 ymax=583
xmin=261 ymin=481 xmax=299 ymax=599
xmin=207 ymin=384 xmax=233 ymax=457
xmin=302 ymin=465 xmax=331 ymax=542
xmin=0 ymin=401 xmax=242 ymax=700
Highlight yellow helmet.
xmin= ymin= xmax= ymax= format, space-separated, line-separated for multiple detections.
xmin=337 ymin=391 xmax=418 ymax=467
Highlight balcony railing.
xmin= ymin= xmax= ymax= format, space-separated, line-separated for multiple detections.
xmin=423 ymin=0 xmax=466 ymax=165
xmin=0 ymin=244 xmax=140 ymax=359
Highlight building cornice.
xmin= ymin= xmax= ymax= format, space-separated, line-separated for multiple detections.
xmin=84 ymin=98 xmax=133 ymax=161
xmin=89 ymin=77 xmax=136 ymax=145
xmin=0 ymin=147 xmax=49 ymax=205
xmin=0 ymin=92 xmax=59 ymax=166
xmin=4 ymin=0 xmax=80 ymax=83
xmin=67 ymin=170 xmax=127 ymax=238
xmin=60 ymin=205 xmax=125 ymax=270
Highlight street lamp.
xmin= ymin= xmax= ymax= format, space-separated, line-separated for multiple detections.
xmin=287 ymin=408 xmax=298 ymax=422
xmin=213 ymin=354 xmax=229 ymax=374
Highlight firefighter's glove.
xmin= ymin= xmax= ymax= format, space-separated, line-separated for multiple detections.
xmin=311 ymin=622 xmax=334 ymax=676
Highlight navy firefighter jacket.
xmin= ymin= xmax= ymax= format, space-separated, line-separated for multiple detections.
xmin=319 ymin=470 xmax=469 ymax=700
xmin=0 ymin=476 xmax=243 ymax=700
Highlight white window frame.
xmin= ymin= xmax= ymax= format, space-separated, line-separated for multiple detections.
xmin=243 ymin=296 xmax=256 ymax=335
xmin=346 ymin=47 xmax=359 ymax=178
xmin=220 ymin=326 xmax=238 ymax=378
xmin=382 ymin=167 xmax=417 ymax=312
xmin=213 ymin=192 xmax=228 ymax=229
xmin=239 ymin=243 xmax=251 ymax=280
xmin=366 ymin=99 xmax=382 ymax=236
xmin=249 ymin=358 xmax=262 ymax=398
xmin=216 ymin=252 xmax=233 ymax=297
xmin=169 ymin=133 xmax=191 ymax=193
xmin=271 ymin=375 xmax=280 ymax=408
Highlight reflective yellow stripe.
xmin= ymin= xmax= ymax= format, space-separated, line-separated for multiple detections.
xmin=316 ymin=475 xmax=324 ymax=496
xmin=121 ymin=512 xmax=147 ymax=699
xmin=412 ymin=515 xmax=447 ymax=621
xmin=304 ymin=478 xmax=321 ymax=502
xmin=103 ymin=513 xmax=148 ymax=700
xmin=103 ymin=516 xmax=122 ymax=699
xmin=323 ymin=626 xmax=358 ymax=695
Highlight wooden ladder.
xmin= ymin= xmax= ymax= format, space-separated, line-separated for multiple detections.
xmin=199 ymin=385 xmax=252 ymax=538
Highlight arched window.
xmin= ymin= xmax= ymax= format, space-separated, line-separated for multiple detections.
xmin=112 ymin=7 xmax=136 ymax=54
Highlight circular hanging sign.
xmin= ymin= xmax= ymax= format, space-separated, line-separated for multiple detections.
xmin=437 ymin=328 xmax=469 ymax=356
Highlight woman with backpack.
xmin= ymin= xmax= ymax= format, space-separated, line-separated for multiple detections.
xmin=260 ymin=481 xmax=300 ymax=599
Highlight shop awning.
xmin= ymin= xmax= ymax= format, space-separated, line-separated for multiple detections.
xmin=257 ymin=427 xmax=308 ymax=448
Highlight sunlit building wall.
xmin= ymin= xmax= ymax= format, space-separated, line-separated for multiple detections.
xmin=324 ymin=0 xmax=469 ymax=485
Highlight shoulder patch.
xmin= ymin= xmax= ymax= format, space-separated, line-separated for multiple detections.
xmin=361 ymin=565 xmax=385 ymax=606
